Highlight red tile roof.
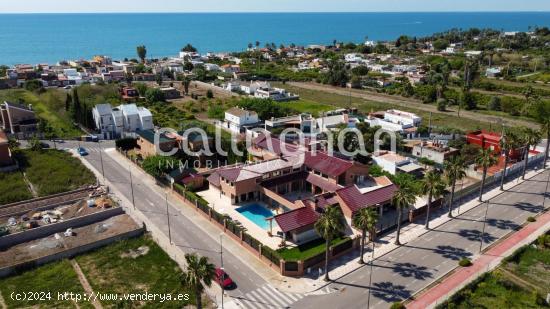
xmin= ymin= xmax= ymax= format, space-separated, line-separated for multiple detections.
xmin=336 ymin=183 xmax=398 ymax=213
xmin=306 ymin=173 xmax=343 ymax=192
xmin=304 ymin=151 xmax=354 ymax=177
xmin=274 ymin=207 xmax=319 ymax=233
xmin=206 ymin=172 xmax=221 ymax=187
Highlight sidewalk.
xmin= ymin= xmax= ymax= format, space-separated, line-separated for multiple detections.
xmin=300 ymin=165 xmax=547 ymax=293
xmin=407 ymin=207 xmax=550 ymax=309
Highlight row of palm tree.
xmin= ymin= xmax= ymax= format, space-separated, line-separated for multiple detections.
xmin=181 ymin=253 xmax=216 ymax=309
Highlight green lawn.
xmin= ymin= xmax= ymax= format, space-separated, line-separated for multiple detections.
xmin=75 ymin=235 xmax=195 ymax=308
xmin=277 ymin=237 xmax=349 ymax=261
xmin=0 ymin=89 xmax=82 ymax=138
xmin=279 ymin=99 xmax=334 ymax=117
xmin=16 ymin=149 xmax=96 ymax=196
xmin=0 ymin=171 xmax=32 ymax=205
xmin=0 ymin=260 xmax=94 ymax=309
xmin=274 ymin=83 xmax=494 ymax=132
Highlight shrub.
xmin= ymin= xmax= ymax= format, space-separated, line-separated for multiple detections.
xmin=437 ymin=98 xmax=447 ymax=111
xmin=459 ymin=258 xmax=472 ymax=267
xmin=145 ymin=88 xmax=165 ymax=103
xmin=390 ymin=302 xmax=405 ymax=309
xmin=115 ymin=138 xmax=137 ymax=151
xmin=206 ymin=89 xmax=214 ymax=99
xmin=526 ymin=216 xmax=536 ymax=222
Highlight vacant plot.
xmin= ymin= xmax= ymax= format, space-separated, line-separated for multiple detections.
xmin=75 ymin=235 xmax=195 ymax=308
xmin=0 ymin=171 xmax=32 ymax=205
xmin=17 ymin=149 xmax=95 ymax=196
xmin=438 ymin=242 xmax=550 ymax=308
xmin=0 ymin=259 xmax=93 ymax=309
xmin=274 ymin=82 xmax=494 ymax=132
xmin=279 ymin=99 xmax=334 ymax=117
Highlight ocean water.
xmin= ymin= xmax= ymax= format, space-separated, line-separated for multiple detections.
xmin=0 ymin=12 xmax=549 ymax=65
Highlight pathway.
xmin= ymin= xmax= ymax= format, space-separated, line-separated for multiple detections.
xmin=407 ymin=208 xmax=550 ymax=309
xmin=70 ymin=260 xmax=103 ymax=309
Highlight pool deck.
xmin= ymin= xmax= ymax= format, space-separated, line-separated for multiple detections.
xmin=198 ymin=187 xmax=284 ymax=249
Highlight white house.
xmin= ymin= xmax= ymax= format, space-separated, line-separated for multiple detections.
xmin=372 ymin=151 xmax=423 ymax=175
xmin=204 ymin=63 xmax=221 ymax=72
xmin=345 ymin=53 xmax=363 ymax=63
xmin=93 ymin=103 xmax=153 ymax=139
xmin=92 ymin=104 xmax=116 ymax=139
xmin=384 ymin=109 xmax=422 ymax=127
xmin=224 ymin=107 xmax=259 ymax=133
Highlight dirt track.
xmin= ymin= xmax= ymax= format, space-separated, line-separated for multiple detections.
xmin=288 ymin=82 xmax=539 ymax=129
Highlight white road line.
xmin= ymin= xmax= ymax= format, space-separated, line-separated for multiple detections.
xmin=263 ymin=285 xmax=294 ymax=306
xmin=246 ymin=290 xmax=271 ymax=308
xmin=256 ymin=287 xmax=286 ymax=307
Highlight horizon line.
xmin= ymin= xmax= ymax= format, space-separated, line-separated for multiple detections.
xmin=1 ymin=10 xmax=550 ymax=14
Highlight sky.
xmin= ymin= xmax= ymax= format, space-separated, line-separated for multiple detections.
xmin=1 ymin=0 xmax=549 ymax=13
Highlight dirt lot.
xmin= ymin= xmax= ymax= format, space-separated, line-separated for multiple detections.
xmin=0 ymin=214 xmax=140 ymax=268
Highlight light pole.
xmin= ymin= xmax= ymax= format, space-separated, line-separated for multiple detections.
xmin=166 ymin=192 xmax=172 ymax=244
xmin=129 ymin=165 xmax=136 ymax=210
xmin=98 ymin=140 xmax=106 ymax=183
xmin=366 ymin=239 xmax=375 ymax=309
xmin=219 ymin=233 xmax=224 ymax=309
xmin=479 ymin=200 xmax=489 ymax=253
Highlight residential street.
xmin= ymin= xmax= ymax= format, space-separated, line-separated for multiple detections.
xmin=55 ymin=140 xmax=550 ymax=309
xmin=293 ymin=169 xmax=550 ymax=309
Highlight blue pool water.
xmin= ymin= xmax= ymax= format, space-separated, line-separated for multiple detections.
xmin=236 ymin=203 xmax=274 ymax=230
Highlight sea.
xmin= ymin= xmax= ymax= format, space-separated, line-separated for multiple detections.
xmin=0 ymin=12 xmax=549 ymax=65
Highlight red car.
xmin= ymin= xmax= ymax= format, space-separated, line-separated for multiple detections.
xmin=215 ymin=268 xmax=234 ymax=289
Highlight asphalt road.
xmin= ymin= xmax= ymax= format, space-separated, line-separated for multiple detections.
xmin=61 ymin=141 xmax=268 ymax=299
xmin=293 ymin=169 xmax=550 ymax=309
xmin=39 ymin=140 xmax=550 ymax=308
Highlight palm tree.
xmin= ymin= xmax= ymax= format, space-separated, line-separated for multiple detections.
xmin=181 ymin=253 xmax=216 ymax=309
xmin=444 ymin=155 xmax=467 ymax=218
xmin=314 ymin=205 xmax=345 ymax=281
xmin=392 ymin=183 xmax=417 ymax=245
xmin=421 ymin=170 xmax=446 ymax=229
xmin=499 ymin=128 xmax=520 ymax=190
xmin=476 ymin=148 xmax=498 ymax=202
xmin=521 ymin=127 xmax=542 ymax=180
xmin=136 ymin=45 xmax=147 ymax=64
xmin=352 ymin=207 xmax=378 ymax=264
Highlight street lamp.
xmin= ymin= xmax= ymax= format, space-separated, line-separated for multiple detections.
xmin=128 ymin=164 xmax=136 ymax=210
xmin=98 ymin=140 xmax=106 ymax=183
xmin=366 ymin=237 xmax=375 ymax=309
xmin=219 ymin=233 xmax=224 ymax=309
xmin=479 ymin=200 xmax=490 ymax=253
xmin=166 ymin=192 xmax=172 ymax=244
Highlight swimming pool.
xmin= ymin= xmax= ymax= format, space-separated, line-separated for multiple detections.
xmin=236 ymin=203 xmax=275 ymax=230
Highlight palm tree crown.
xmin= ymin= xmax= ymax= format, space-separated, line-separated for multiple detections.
xmin=181 ymin=253 xmax=216 ymax=309
xmin=476 ymin=148 xmax=498 ymax=170
xmin=315 ymin=205 xmax=345 ymax=240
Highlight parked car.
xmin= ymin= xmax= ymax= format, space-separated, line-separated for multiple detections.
xmin=215 ymin=268 xmax=235 ymax=289
xmin=77 ymin=147 xmax=88 ymax=156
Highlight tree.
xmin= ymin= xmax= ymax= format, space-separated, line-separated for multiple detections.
xmin=7 ymin=137 xmax=20 ymax=151
xmin=145 ymin=88 xmax=165 ymax=103
xmin=520 ymin=127 xmax=541 ymax=180
xmin=392 ymin=183 xmax=417 ymax=245
xmin=421 ymin=170 xmax=446 ymax=229
xmin=181 ymin=253 xmax=215 ymax=309
xmin=499 ymin=129 xmax=520 ymax=190
xmin=533 ymin=101 xmax=550 ymax=167
xmin=444 ymin=156 xmax=467 ymax=218
xmin=476 ymin=148 xmax=498 ymax=202
xmin=488 ymin=96 xmax=501 ymax=111
xmin=28 ymin=136 xmax=42 ymax=151
xmin=206 ymin=89 xmax=214 ymax=99
xmin=183 ymin=77 xmax=191 ymax=94
xmin=314 ymin=205 xmax=345 ymax=281
xmin=352 ymin=208 xmax=378 ymax=264
xmin=437 ymin=98 xmax=447 ymax=111
xmin=136 ymin=45 xmax=147 ymax=63
xmin=142 ymin=155 xmax=176 ymax=178
xmin=65 ymin=93 xmax=72 ymax=112
xmin=181 ymin=43 xmax=197 ymax=53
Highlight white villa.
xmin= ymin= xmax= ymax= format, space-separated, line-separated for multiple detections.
xmin=224 ymin=107 xmax=259 ymax=133
xmin=92 ymin=103 xmax=153 ymax=139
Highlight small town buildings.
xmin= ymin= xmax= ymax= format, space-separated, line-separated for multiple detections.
xmin=412 ymin=140 xmax=459 ymax=164
xmin=0 ymin=101 xmax=38 ymax=134
xmin=466 ymin=130 xmax=522 ymax=161
xmin=92 ymin=103 xmax=153 ymax=139
xmin=121 ymin=87 xmax=139 ymax=101
xmin=160 ymin=87 xmax=181 ymax=100
xmin=224 ymin=107 xmax=259 ymax=133
xmin=372 ymin=151 xmax=423 ymax=175
xmin=485 ymin=67 xmax=502 ymax=78
xmin=135 ymin=129 xmax=178 ymax=158
xmin=365 ymin=109 xmax=421 ymax=135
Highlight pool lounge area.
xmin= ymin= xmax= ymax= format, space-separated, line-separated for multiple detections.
xmin=236 ymin=203 xmax=276 ymax=230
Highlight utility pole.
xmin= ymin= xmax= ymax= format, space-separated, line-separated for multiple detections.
xmin=220 ymin=233 xmax=225 ymax=309
xmin=98 ymin=141 xmax=106 ymax=183
xmin=479 ymin=200 xmax=489 ymax=253
xmin=129 ymin=165 xmax=136 ymax=210
xmin=366 ymin=240 xmax=375 ymax=309
xmin=166 ymin=192 xmax=172 ymax=244
xmin=428 ymin=112 xmax=432 ymax=135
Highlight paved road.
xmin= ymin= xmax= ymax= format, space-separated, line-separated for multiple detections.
xmin=293 ymin=169 xmax=550 ymax=309
xmin=61 ymin=141 xmax=275 ymax=303
xmin=286 ymin=82 xmax=539 ymax=129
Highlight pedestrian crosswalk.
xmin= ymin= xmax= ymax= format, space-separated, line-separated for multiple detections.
xmin=226 ymin=285 xmax=304 ymax=309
